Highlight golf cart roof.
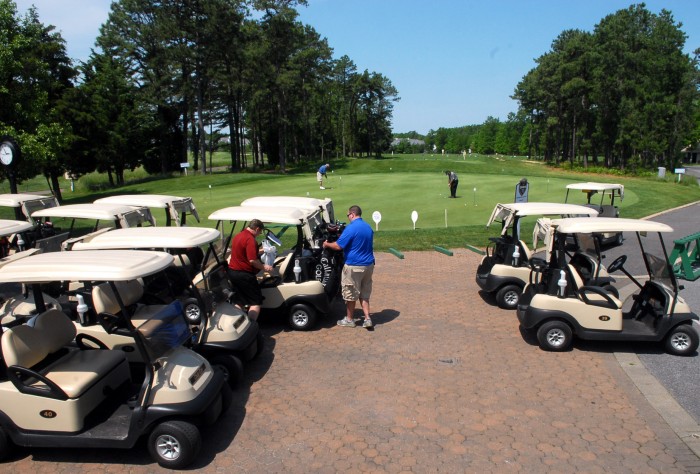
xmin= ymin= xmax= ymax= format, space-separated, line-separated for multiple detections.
xmin=0 ymin=193 xmax=56 ymax=207
xmin=487 ymin=202 xmax=599 ymax=235
xmin=0 ymin=249 xmax=173 ymax=283
xmin=94 ymin=194 xmax=200 ymax=225
xmin=209 ymin=206 xmax=308 ymax=225
xmin=32 ymin=203 xmax=155 ymax=227
xmin=240 ymin=196 xmax=333 ymax=222
xmin=0 ymin=193 xmax=60 ymax=225
xmin=565 ymin=182 xmax=624 ymax=198
xmin=549 ymin=217 xmax=672 ymax=234
xmin=0 ymin=219 xmax=33 ymax=236
xmin=70 ymin=226 xmax=220 ymax=251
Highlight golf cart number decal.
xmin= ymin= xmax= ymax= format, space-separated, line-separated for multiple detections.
xmin=598 ymin=315 xmax=611 ymax=322
xmin=40 ymin=410 xmax=57 ymax=419
xmin=189 ymin=363 xmax=206 ymax=386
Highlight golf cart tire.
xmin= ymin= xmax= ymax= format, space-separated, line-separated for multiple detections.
xmin=496 ymin=284 xmax=521 ymax=310
xmin=537 ymin=320 xmax=573 ymax=352
xmin=664 ymin=325 xmax=699 ymax=356
xmin=288 ymin=303 xmax=317 ymax=331
xmin=148 ymin=420 xmax=201 ymax=469
xmin=0 ymin=426 xmax=11 ymax=462
xmin=615 ymin=233 xmax=623 ymax=246
xmin=210 ymin=354 xmax=244 ymax=389
xmin=182 ymin=297 xmax=202 ymax=325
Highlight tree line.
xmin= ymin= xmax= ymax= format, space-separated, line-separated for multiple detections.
xmin=393 ymin=5 xmax=699 ymax=172
xmin=0 ymin=0 xmax=398 ymax=199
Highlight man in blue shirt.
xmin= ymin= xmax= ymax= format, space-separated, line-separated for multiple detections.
xmin=317 ymin=163 xmax=330 ymax=189
xmin=323 ymin=205 xmax=375 ymax=328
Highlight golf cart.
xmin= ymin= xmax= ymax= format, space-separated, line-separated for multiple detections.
xmin=209 ymin=205 xmax=334 ymax=330
xmin=241 ymin=196 xmax=345 ymax=291
xmin=517 ymin=217 xmax=699 ymax=355
xmin=565 ymin=182 xmax=624 ymax=246
xmin=94 ymin=194 xmax=200 ymax=227
xmin=0 ymin=193 xmax=62 ymax=249
xmin=66 ymin=226 xmax=262 ymax=387
xmin=0 ymin=250 xmax=229 ymax=468
xmin=476 ymin=202 xmax=599 ymax=309
xmin=241 ymin=195 xmax=336 ymax=224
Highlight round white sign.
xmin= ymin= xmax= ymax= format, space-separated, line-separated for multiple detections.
xmin=372 ymin=211 xmax=382 ymax=224
xmin=411 ymin=210 xmax=418 ymax=224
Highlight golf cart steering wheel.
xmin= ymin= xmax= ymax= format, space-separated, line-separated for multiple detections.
xmin=607 ymin=255 xmax=627 ymax=274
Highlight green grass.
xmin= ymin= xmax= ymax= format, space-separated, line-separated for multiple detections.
xmin=3 ymin=154 xmax=699 ymax=252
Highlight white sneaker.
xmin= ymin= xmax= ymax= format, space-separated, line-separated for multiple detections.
xmin=320 ymin=186 xmax=325 ymax=190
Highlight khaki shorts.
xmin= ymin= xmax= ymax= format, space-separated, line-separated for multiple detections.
xmin=317 ymin=171 xmax=324 ymax=183
xmin=341 ymin=264 xmax=374 ymax=301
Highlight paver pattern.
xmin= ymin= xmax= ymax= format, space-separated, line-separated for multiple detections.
xmin=5 ymin=249 xmax=698 ymax=472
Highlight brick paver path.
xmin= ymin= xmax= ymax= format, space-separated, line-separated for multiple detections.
xmin=6 ymin=250 xmax=699 ymax=472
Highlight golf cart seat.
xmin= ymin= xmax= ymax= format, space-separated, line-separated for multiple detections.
xmin=2 ymin=309 xmax=129 ymax=401
xmin=92 ymin=280 xmax=167 ymax=327
xmin=567 ymin=264 xmax=622 ymax=309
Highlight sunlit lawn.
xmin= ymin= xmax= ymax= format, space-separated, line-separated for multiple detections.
xmin=2 ymin=153 xmax=698 ymax=252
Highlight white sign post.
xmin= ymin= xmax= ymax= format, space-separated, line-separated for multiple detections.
xmin=372 ymin=211 xmax=382 ymax=231
xmin=180 ymin=162 xmax=190 ymax=176
xmin=411 ymin=210 xmax=418 ymax=230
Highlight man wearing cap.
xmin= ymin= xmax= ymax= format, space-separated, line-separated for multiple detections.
xmin=228 ymin=219 xmax=272 ymax=321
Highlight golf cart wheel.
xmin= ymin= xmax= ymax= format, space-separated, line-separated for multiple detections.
xmin=210 ymin=354 xmax=244 ymax=389
xmin=615 ymin=232 xmax=623 ymax=246
xmin=0 ymin=426 xmax=11 ymax=462
xmin=664 ymin=325 xmax=699 ymax=356
xmin=537 ymin=320 xmax=573 ymax=352
xmin=288 ymin=303 xmax=317 ymax=331
xmin=148 ymin=420 xmax=201 ymax=469
xmin=496 ymin=284 xmax=521 ymax=310
xmin=182 ymin=297 xmax=202 ymax=325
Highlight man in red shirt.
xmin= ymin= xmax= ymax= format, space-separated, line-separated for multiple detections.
xmin=228 ymin=219 xmax=273 ymax=321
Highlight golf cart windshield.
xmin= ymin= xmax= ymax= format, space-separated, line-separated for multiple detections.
xmin=0 ymin=193 xmax=60 ymax=225
xmin=137 ymin=300 xmax=191 ymax=360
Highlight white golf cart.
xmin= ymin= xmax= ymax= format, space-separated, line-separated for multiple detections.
xmin=517 ymin=217 xmax=699 ymax=355
xmin=476 ymin=202 xmax=599 ymax=309
xmin=209 ymin=205 xmax=333 ymax=330
xmin=94 ymin=194 xmax=200 ymax=227
xmin=565 ymin=182 xmax=624 ymax=245
xmin=0 ymin=250 xmax=229 ymax=468
xmin=0 ymin=193 xmax=62 ymax=249
xmin=67 ymin=226 xmax=262 ymax=387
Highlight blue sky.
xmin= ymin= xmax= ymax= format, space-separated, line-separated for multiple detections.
xmin=14 ymin=0 xmax=700 ymax=135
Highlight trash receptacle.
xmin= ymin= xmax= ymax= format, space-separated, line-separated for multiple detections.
xmin=658 ymin=167 xmax=666 ymax=178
